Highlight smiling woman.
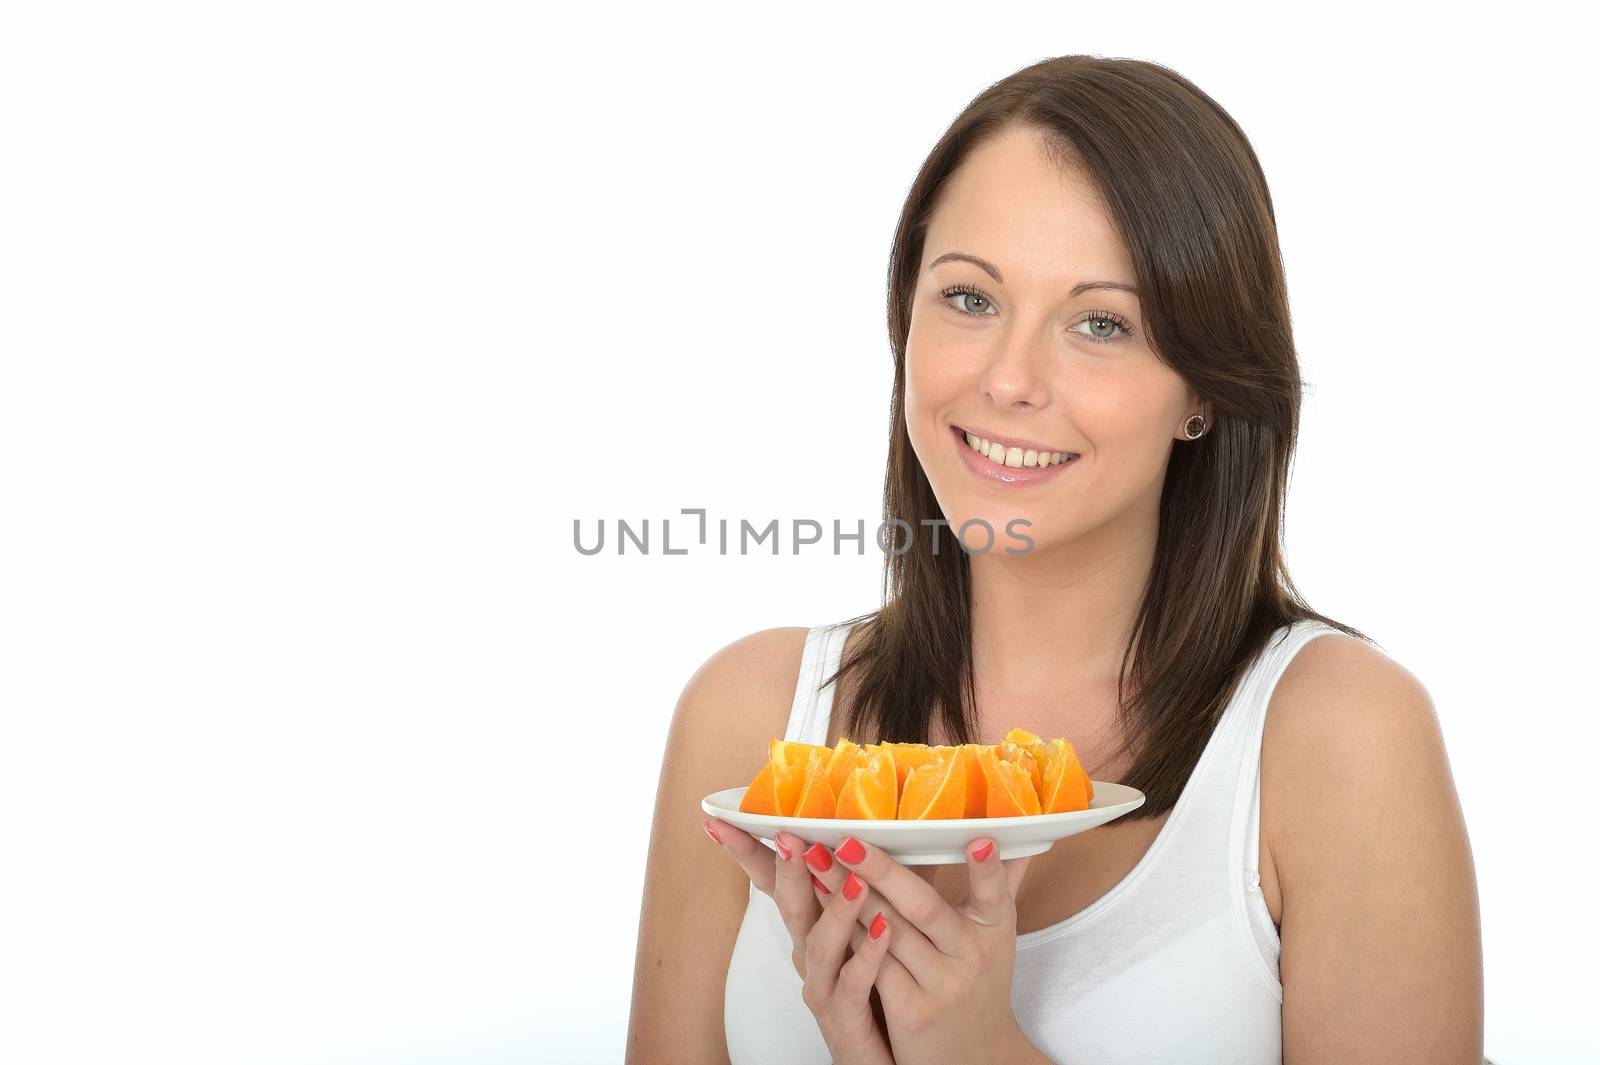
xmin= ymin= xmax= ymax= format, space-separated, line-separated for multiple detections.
xmin=628 ymin=54 xmax=1484 ymax=1065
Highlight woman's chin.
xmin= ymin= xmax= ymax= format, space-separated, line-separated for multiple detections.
xmin=930 ymin=506 xmax=1047 ymax=557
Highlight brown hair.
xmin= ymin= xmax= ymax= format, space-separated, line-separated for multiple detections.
xmin=825 ymin=55 xmax=1370 ymax=819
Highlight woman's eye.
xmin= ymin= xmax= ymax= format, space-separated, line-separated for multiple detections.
xmin=1072 ymin=315 xmax=1132 ymax=343
xmin=939 ymin=287 xmax=998 ymax=317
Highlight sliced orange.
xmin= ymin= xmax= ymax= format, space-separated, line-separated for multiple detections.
xmin=998 ymin=740 xmax=1042 ymax=802
xmin=826 ymin=737 xmax=869 ymax=799
xmin=792 ymin=747 xmax=838 ymax=819
xmin=1007 ymin=728 xmax=1093 ymax=804
xmin=863 ymin=740 xmax=897 ymax=793
xmin=836 ymin=749 xmax=898 ymax=819
xmin=739 ymin=727 xmax=1092 ymax=820
xmin=1068 ymin=740 xmax=1094 ymax=804
xmin=958 ymin=743 xmax=990 ymax=817
xmin=975 ymin=746 xmax=1041 ymax=817
xmin=770 ymin=738 xmax=831 ymax=771
xmin=1030 ymin=738 xmax=1088 ymax=813
xmin=898 ymin=745 xmax=971 ymax=820
xmin=887 ymin=742 xmax=938 ymax=794
xmin=739 ymin=755 xmax=806 ymax=816
xmin=1004 ymin=727 xmax=1043 ymax=747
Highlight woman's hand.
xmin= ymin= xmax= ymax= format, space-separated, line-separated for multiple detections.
xmin=706 ymin=818 xmax=897 ymax=1065
xmin=802 ymin=833 xmax=1040 ymax=1065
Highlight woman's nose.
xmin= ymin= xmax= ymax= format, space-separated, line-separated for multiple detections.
xmin=978 ymin=329 xmax=1051 ymax=410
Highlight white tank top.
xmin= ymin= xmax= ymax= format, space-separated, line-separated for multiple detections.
xmin=724 ymin=617 xmax=1348 ymax=1064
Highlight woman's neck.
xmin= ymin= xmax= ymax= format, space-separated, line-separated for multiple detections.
xmin=964 ymin=511 xmax=1155 ymax=751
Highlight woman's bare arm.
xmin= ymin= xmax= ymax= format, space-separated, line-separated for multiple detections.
xmin=626 ymin=627 xmax=809 ymax=1065
xmin=1268 ymin=636 xmax=1484 ymax=1063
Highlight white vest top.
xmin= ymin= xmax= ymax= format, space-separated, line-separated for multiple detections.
xmin=724 ymin=617 xmax=1347 ymax=1064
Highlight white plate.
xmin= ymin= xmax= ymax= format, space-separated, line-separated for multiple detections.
xmin=701 ymin=782 xmax=1146 ymax=865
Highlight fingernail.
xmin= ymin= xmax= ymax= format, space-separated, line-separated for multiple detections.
xmin=843 ymin=871 xmax=864 ymax=901
xmin=804 ymin=843 xmax=833 ymax=873
xmin=973 ymin=839 xmax=995 ymax=862
xmin=869 ymin=912 xmax=887 ymax=940
xmin=811 ymin=872 xmax=831 ymax=895
xmin=775 ymin=837 xmax=792 ymax=862
xmin=836 ymin=837 xmax=866 ymax=865
xmin=703 ymin=819 xmax=723 ymax=845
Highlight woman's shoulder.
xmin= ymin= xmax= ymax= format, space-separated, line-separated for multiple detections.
xmin=669 ymin=626 xmax=816 ymax=767
xmin=680 ymin=625 xmax=814 ymax=710
xmin=1267 ymin=627 xmax=1432 ymax=736
xmin=1264 ymin=628 xmax=1439 ymax=797
xmin=1261 ymin=625 xmax=1456 ymax=890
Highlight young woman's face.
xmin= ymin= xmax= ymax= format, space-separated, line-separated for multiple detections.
xmin=905 ymin=124 xmax=1203 ymax=556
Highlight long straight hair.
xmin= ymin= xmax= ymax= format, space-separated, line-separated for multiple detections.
xmin=825 ymin=55 xmax=1370 ymax=819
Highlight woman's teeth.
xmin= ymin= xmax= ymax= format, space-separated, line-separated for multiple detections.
xmin=963 ymin=431 xmax=1076 ymax=469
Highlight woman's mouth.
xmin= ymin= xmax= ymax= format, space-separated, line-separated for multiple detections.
xmin=950 ymin=425 xmax=1079 ymax=487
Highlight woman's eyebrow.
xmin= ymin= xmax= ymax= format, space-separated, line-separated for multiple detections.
xmin=927 ymin=251 xmax=1139 ymax=297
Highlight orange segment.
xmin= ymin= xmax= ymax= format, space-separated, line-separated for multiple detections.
xmin=770 ymin=738 xmax=831 ymax=770
xmin=897 ymin=745 xmax=970 ymax=820
xmin=836 ymin=749 xmax=898 ymax=819
xmin=792 ymin=747 xmax=838 ymax=819
xmin=959 ymin=743 xmax=989 ymax=817
xmin=1033 ymin=738 xmax=1090 ymax=813
xmin=1007 ymin=728 xmax=1094 ymax=804
xmin=1004 ymin=727 xmax=1042 ymax=747
xmin=1068 ymin=741 xmax=1094 ymax=805
xmin=975 ymin=746 xmax=1041 ymax=817
xmin=998 ymin=740 xmax=1042 ymax=802
xmin=887 ymin=742 xmax=937 ymax=794
xmin=738 ymin=755 xmax=806 ymax=816
xmin=863 ymin=741 xmax=897 ymax=799
xmin=826 ymin=738 xmax=868 ymax=799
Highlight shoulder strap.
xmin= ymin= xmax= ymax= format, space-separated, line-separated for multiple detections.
xmin=812 ymin=622 xmax=853 ymax=742
xmin=780 ymin=622 xmax=853 ymax=746
xmin=781 ymin=625 xmax=832 ymax=745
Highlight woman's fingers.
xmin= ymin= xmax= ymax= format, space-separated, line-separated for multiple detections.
xmin=808 ymin=847 xmax=885 ymax=934
xmin=802 ymin=870 xmax=864 ymax=1002
xmin=802 ymin=869 xmax=894 ymax=1063
xmin=706 ymin=821 xmax=893 ymax=1034
xmin=836 ymin=905 xmax=891 ymax=1008
xmin=775 ymin=831 xmax=823 ymax=915
xmin=771 ymin=831 xmax=825 ymax=977
xmin=704 ymin=818 xmax=776 ymax=896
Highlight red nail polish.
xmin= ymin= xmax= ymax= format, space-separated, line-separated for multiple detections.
xmin=843 ymin=872 xmax=864 ymax=901
xmin=973 ymin=839 xmax=995 ymax=862
xmin=869 ymin=912 xmax=887 ymax=940
xmin=836 ymin=837 xmax=866 ymax=864
xmin=703 ymin=819 xmax=722 ymax=845
xmin=775 ymin=837 xmax=792 ymax=862
xmin=811 ymin=872 xmax=831 ymax=895
xmin=804 ymin=843 xmax=833 ymax=873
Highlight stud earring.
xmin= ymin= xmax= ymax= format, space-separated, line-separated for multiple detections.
xmin=1183 ymin=413 xmax=1207 ymax=440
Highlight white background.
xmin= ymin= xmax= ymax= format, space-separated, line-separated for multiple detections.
xmin=2 ymin=2 xmax=1595 ymax=1063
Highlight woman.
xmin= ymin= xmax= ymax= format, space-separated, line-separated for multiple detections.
xmin=628 ymin=55 xmax=1483 ymax=1064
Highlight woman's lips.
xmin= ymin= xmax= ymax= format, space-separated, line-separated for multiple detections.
xmin=951 ymin=425 xmax=1079 ymax=487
